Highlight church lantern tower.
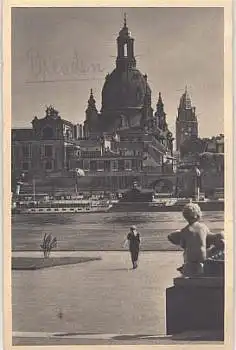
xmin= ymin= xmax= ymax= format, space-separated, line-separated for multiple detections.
xmin=116 ymin=13 xmax=136 ymax=71
xmin=100 ymin=14 xmax=153 ymax=132
xmin=175 ymin=87 xmax=198 ymax=151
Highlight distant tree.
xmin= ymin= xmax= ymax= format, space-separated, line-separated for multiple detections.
xmin=180 ymin=137 xmax=207 ymax=158
xmin=199 ymin=152 xmax=224 ymax=172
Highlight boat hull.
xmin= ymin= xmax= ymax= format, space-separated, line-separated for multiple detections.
xmin=12 ymin=205 xmax=112 ymax=214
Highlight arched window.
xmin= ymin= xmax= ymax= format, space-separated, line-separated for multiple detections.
xmin=42 ymin=126 xmax=54 ymax=139
xmin=124 ymin=43 xmax=128 ymax=57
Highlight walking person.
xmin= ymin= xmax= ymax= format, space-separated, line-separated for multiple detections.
xmin=123 ymin=225 xmax=141 ymax=269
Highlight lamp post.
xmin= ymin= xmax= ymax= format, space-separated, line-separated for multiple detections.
xmin=74 ymin=168 xmax=85 ymax=195
xmin=194 ymin=166 xmax=201 ymax=201
xmin=16 ymin=172 xmax=25 ymax=196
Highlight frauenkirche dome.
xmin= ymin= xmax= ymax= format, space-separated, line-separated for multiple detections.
xmin=101 ymin=13 xmax=151 ymax=114
xmin=101 ymin=68 xmax=151 ymax=111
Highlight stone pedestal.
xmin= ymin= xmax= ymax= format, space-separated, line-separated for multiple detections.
xmin=166 ymin=276 xmax=224 ymax=336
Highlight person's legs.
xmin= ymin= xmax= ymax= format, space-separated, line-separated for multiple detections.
xmin=130 ymin=250 xmax=136 ymax=268
xmin=132 ymin=250 xmax=139 ymax=269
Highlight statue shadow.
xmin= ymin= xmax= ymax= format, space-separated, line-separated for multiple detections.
xmin=98 ymin=267 xmax=133 ymax=272
xmin=109 ymin=267 xmax=132 ymax=271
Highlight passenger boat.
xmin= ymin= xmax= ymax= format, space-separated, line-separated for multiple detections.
xmin=110 ymin=188 xmax=224 ymax=212
xmin=12 ymin=198 xmax=113 ymax=214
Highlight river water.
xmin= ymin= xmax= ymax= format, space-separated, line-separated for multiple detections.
xmin=12 ymin=211 xmax=224 ymax=251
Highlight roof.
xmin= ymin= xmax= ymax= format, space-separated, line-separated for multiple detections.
xmin=199 ymin=152 xmax=224 ymax=159
xmin=79 ymin=139 xmax=101 ymax=148
xmin=101 ymin=68 xmax=151 ymax=112
xmin=179 ymin=87 xmax=192 ymax=110
xmin=12 ymin=129 xmax=34 ymax=141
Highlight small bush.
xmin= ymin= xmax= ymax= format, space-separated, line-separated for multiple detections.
xmin=40 ymin=233 xmax=57 ymax=258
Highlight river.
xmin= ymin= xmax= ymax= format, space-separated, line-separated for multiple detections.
xmin=12 ymin=211 xmax=224 ymax=251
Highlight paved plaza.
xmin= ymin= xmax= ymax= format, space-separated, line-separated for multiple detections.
xmin=12 ymin=251 xmax=223 ymax=345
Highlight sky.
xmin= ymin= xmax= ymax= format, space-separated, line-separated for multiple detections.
xmin=12 ymin=7 xmax=224 ymax=138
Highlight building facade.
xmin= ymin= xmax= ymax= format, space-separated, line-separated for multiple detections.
xmin=78 ymin=16 xmax=175 ymax=191
xmin=176 ymin=133 xmax=224 ymax=198
xmin=12 ymin=106 xmax=80 ymax=191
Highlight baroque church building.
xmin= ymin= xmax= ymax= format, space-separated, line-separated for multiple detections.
xmin=83 ymin=15 xmax=173 ymax=153
xmin=12 ymin=16 xmax=188 ymax=194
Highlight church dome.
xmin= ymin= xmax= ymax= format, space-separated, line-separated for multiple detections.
xmin=101 ymin=68 xmax=151 ymax=112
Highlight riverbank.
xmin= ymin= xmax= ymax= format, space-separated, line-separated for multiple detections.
xmin=12 ymin=256 xmax=101 ymax=270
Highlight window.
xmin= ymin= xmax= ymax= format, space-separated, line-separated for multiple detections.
xmin=97 ymin=161 xmax=104 ymax=171
xmin=124 ymin=43 xmax=128 ymax=57
xmin=125 ymin=160 xmax=132 ymax=171
xmin=83 ymin=160 xmax=90 ymax=170
xmin=45 ymin=160 xmax=53 ymax=171
xmin=22 ymin=143 xmax=32 ymax=158
xmin=104 ymin=160 xmax=110 ymax=172
xmin=76 ymin=160 xmax=83 ymax=168
xmin=42 ymin=126 xmax=54 ymax=139
xmin=111 ymin=160 xmax=118 ymax=172
xmin=132 ymin=159 xmax=137 ymax=170
xmin=81 ymin=151 xmax=101 ymax=158
xmin=118 ymin=160 xmax=125 ymax=171
xmin=44 ymin=145 xmax=53 ymax=157
xmin=22 ymin=161 xmax=29 ymax=171
xmin=90 ymin=161 xmax=97 ymax=171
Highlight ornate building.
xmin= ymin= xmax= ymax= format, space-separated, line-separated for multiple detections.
xmin=12 ymin=106 xmax=81 ymax=192
xmin=80 ymin=15 xmax=174 ymax=191
xmin=12 ymin=16 xmax=177 ymax=194
xmin=84 ymin=15 xmax=154 ymax=135
xmin=84 ymin=16 xmax=173 ymax=144
xmin=175 ymin=87 xmax=198 ymax=153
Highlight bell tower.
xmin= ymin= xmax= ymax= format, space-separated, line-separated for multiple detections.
xmin=116 ymin=13 xmax=136 ymax=71
xmin=176 ymin=87 xmax=198 ymax=152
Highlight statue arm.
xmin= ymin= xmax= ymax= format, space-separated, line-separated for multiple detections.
xmin=206 ymin=231 xmax=224 ymax=248
xmin=122 ymin=233 xmax=130 ymax=248
xmin=168 ymin=230 xmax=183 ymax=246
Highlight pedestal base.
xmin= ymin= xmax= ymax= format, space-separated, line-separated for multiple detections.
xmin=166 ymin=277 xmax=224 ymax=336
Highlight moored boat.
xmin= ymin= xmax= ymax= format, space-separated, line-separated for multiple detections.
xmin=110 ymin=188 xmax=224 ymax=212
xmin=12 ymin=198 xmax=113 ymax=214
xmin=111 ymin=199 xmax=224 ymax=212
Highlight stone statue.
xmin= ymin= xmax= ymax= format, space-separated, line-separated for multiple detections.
xmin=168 ymin=203 xmax=224 ymax=277
xmin=46 ymin=105 xmax=58 ymax=118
